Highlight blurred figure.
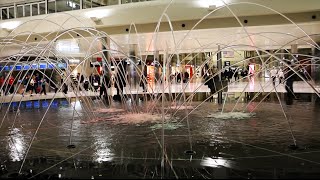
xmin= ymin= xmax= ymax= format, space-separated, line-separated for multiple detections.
xmin=39 ymin=78 xmax=47 ymax=95
xmin=183 ymin=71 xmax=189 ymax=83
xmin=35 ymin=73 xmax=40 ymax=94
xmin=28 ymin=75 xmax=36 ymax=96
xmin=285 ymin=62 xmax=295 ymax=105
xmin=100 ymin=71 xmax=111 ymax=100
xmin=140 ymin=65 xmax=148 ymax=92
xmin=77 ymin=72 xmax=85 ymax=90
xmin=83 ymin=78 xmax=89 ymax=91
xmin=93 ymin=74 xmax=100 ymax=92
xmin=177 ymin=72 xmax=181 ymax=83
xmin=278 ymin=68 xmax=285 ymax=84
xmin=270 ymin=66 xmax=278 ymax=86
xmin=205 ymin=67 xmax=220 ymax=102
xmin=0 ymin=75 xmax=4 ymax=95
xmin=8 ymin=74 xmax=15 ymax=94
xmin=114 ymin=61 xmax=127 ymax=99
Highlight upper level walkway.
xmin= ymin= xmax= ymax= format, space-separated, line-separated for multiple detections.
xmin=0 ymin=0 xmax=155 ymax=21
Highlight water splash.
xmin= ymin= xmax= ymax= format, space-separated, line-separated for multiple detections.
xmin=92 ymin=108 xmax=125 ymax=113
xmin=150 ymin=121 xmax=184 ymax=130
xmin=81 ymin=112 xmax=176 ymax=125
xmin=207 ymin=112 xmax=255 ymax=120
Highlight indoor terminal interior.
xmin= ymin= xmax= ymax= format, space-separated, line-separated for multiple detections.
xmin=0 ymin=0 xmax=320 ymax=179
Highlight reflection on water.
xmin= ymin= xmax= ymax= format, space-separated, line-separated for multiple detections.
xmin=92 ymin=130 xmax=114 ymax=163
xmin=201 ymin=157 xmax=233 ymax=168
xmin=207 ymin=112 xmax=254 ymax=120
xmin=1 ymin=99 xmax=320 ymax=178
xmin=7 ymin=128 xmax=27 ymax=162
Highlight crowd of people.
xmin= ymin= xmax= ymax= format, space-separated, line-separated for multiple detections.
xmin=0 ymin=61 xmax=312 ymax=106
xmin=0 ymin=72 xmax=48 ymax=96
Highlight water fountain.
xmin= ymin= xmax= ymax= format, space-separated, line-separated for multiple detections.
xmin=1 ymin=0 xmax=320 ymax=179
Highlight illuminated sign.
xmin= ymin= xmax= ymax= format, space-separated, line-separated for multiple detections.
xmin=23 ymin=65 xmax=30 ymax=70
xmin=39 ymin=63 xmax=47 ymax=69
xmin=15 ymin=65 xmax=22 ymax=70
xmin=31 ymin=64 xmax=38 ymax=69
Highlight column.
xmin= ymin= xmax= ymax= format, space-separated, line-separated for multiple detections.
xmin=14 ymin=3 xmax=17 ymax=18
xmin=102 ymin=37 xmax=110 ymax=74
xmin=80 ymin=0 xmax=83 ymax=9
xmin=45 ymin=0 xmax=48 ymax=14
xmin=291 ymin=44 xmax=298 ymax=59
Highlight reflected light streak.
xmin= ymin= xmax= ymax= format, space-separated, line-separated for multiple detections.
xmin=201 ymin=157 xmax=233 ymax=168
xmin=7 ymin=128 xmax=27 ymax=162
xmin=93 ymin=135 xmax=114 ymax=163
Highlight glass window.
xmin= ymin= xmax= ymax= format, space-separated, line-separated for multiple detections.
xmin=24 ymin=5 xmax=31 ymax=17
xmin=48 ymin=1 xmax=56 ymax=13
xmin=1 ymin=8 xmax=8 ymax=20
xmin=57 ymin=0 xmax=72 ymax=12
xmin=39 ymin=2 xmax=46 ymax=15
xmin=83 ymin=0 xmax=91 ymax=9
xmin=32 ymin=4 xmax=38 ymax=16
xmin=9 ymin=7 xmax=14 ymax=19
xmin=107 ymin=0 xmax=119 ymax=6
xmin=17 ymin=5 xmax=24 ymax=17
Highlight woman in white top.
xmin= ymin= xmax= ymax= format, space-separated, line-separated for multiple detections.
xmin=270 ymin=66 xmax=278 ymax=86
xmin=278 ymin=68 xmax=285 ymax=84
xmin=29 ymin=76 xmax=35 ymax=96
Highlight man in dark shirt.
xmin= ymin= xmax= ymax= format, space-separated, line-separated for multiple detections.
xmin=285 ymin=61 xmax=296 ymax=105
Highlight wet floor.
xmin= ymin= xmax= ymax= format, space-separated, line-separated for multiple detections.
xmin=0 ymin=94 xmax=320 ymax=179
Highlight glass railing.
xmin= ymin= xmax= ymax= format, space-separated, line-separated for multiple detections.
xmin=0 ymin=0 xmax=155 ymax=20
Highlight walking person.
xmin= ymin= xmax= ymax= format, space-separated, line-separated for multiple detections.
xmin=39 ymin=78 xmax=47 ymax=95
xmin=140 ymin=65 xmax=148 ymax=92
xmin=270 ymin=66 xmax=278 ymax=86
xmin=8 ymin=74 xmax=15 ymax=95
xmin=205 ymin=68 xmax=220 ymax=102
xmin=285 ymin=62 xmax=295 ymax=105
xmin=114 ymin=61 xmax=127 ymax=100
xmin=29 ymin=76 xmax=36 ymax=96
xmin=99 ymin=72 xmax=111 ymax=101
xmin=278 ymin=68 xmax=285 ymax=84
xmin=0 ymin=75 xmax=4 ymax=96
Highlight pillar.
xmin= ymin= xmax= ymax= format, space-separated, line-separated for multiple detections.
xmin=102 ymin=37 xmax=110 ymax=75
xmin=291 ymin=44 xmax=298 ymax=59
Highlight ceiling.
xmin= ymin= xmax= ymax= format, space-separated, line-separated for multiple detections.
xmin=108 ymin=21 xmax=320 ymax=54
xmin=0 ymin=0 xmax=320 ymax=57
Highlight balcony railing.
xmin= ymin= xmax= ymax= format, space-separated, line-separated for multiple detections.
xmin=0 ymin=0 xmax=154 ymax=20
